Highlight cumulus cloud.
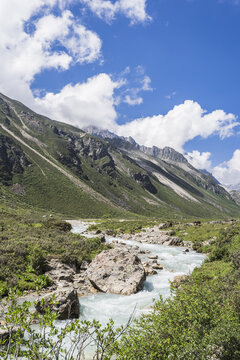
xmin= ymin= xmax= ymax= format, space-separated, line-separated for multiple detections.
xmin=35 ymin=83 xmax=238 ymax=165
xmin=213 ymin=149 xmax=240 ymax=186
xmin=81 ymin=0 xmax=151 ymax=24
xmin=62 ymin=23 xmax=102 ymax=64
xmin=35 ymin=66 xmax=151 ymax=127
xmin=116 ymin=100 xmax=239 ymax=151
xmin=186 ymin=151 xmax=212 ymax=171
xmin=35 ymin=73 xmax=122 ymax=128
xmin=0 ymin=0 xmax=102 ymax=104
xmin=0 ymin=0 xmax=239 ymax=184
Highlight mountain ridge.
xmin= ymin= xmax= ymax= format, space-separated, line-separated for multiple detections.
xmin=0 ymin=93 xmax=239 ymax=219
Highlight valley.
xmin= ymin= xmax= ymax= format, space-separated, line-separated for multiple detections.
xmin=1 ymin=93 xmax=240 ymax=220
xmin=0 ymin=92 xmax=240 ymax=359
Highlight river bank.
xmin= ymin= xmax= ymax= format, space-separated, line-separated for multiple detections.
xmin=68 ymin=221 xmax=206 ymax=327
xmin=13 ymin=220 xmax=206 ymax=325
xmin=2 ymin=219 xmax=240 ymax=359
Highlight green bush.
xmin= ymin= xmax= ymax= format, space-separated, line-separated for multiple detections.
xmin=208 ymin=246 xmax=229 ymax=262
xmin=43 ymin=219 xmax=72 ymax=232
xmin=27 ymin=245 xmax=47 ymax=274
xmin=0 ymin=215 xmax=108 ymax=295
xmin=0 ymin=292 xmax=130 ymax=360
xmin=112 ymin=279 xmax=240 ymax=359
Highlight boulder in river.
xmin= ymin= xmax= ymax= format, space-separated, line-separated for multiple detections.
xmin=86 ymin=248 xmax=146 ymax=295
xmin=35 ymin=288 xmax=80 ymax=320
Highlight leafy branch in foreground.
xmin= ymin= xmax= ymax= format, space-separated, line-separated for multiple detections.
xmin=0 ymin=291 xmax=133 ymax=360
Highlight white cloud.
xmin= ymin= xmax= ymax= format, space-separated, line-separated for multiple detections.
xmin=35 ymin=73 xmax=121 ymax=129
xmin=120 ymin=69 xmax=152 ymax=106
xmin=62 ymin=23 xmax=102 ymax=64
xmin=124 ymin=95 xmax=143 ymax=105
xmin=186 ymin=151 xmax=212 ymax=171
xmin=141 ymin=76 xmax=152 ymax=91
xmin=0 ymin=0 xmax=102 ymax=104
xmin=116 ymin=100 xmax=239 ymax=151
xmin=213 ymin=149 xmax=240 ymax=186
xmin=0 ymin=0 xmax=239 ymax=181
xmin=81 ymin=0 xmax=151 ymax=24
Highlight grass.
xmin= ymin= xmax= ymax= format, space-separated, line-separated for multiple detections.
xmin=0 ymin=204 xmax=110 ymax=296
xmin=1 ymin=94 xmax=240 ymax=220
xmin=88 ymin=219 xmax=159 ymax=234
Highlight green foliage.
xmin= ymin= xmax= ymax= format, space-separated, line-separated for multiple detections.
xmin=0 ymin=213 xmax=109 ymax=295
xmin=88 ymin=219 xmax=158 ymax=235
xmin=113 ymin=278 xmax=240 ymax=359
xmin=27 ymin=245 xmax=47 ymax=274
xmin=43 ymin=219 xmax=72 ymax=232
xmin=0 ymin=292 xmax=130 ymax=360
xmin=108 ymin=222 xmax=240 ymax=359
xmin=1 ymin=93 xmax=240 ymax=220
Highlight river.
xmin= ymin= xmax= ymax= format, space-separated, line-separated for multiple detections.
xmin=70 ymin=221 xmax=206 ymax=328
xmin=16 ymin=221 xmax=206 ymax=359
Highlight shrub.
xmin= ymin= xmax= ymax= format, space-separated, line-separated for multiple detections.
xmin=27 ymin=245 xmax=47 ymax=274
xmin=44 ymin=219 xmax=72 ymax=232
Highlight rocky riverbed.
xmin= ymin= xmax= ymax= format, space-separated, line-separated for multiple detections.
xmin=0 ymin=220 xmax=206 ymax=359
xmin=37 ymin=221 xmax=185 ymax=303
xmin=1 ymin=221 xmax=205 ymax=325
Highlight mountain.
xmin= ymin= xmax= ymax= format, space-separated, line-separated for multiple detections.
xmin=83 ymin=126 xmax=234 ymax=199
xmin=230 ymin=190 xmax=240 ymax=205
xmin=0 ymin=92 xmax=239 ymax=219
xmin=227 ymin=183 xmax=240 ymax=192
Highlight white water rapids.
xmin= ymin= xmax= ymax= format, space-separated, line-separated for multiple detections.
xmin=17 ymin=221 xmax=206 ymax=359
xmin=70 ymin=221 xmax=206 ymax=328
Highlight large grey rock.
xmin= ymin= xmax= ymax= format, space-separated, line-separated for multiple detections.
xmin=35 ymin=288 xmax=80 ymax=320
xmin=45 ymin=258 xmax=75 ymax=286
xmin=86 ymin=248 xmax=146 ymax=295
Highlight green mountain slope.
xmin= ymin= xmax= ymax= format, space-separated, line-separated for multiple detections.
xmin=0 ymin=92 xmax=239 ymax=219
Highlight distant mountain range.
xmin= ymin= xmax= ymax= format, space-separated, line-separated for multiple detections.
xmin=227 ymin=183 xmax=240 ymax=192
xmin=0 ymin=93 xmax=239 ymax=219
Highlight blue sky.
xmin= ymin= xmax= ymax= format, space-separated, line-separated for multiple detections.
xmin=0 ymin=0 xmax=240 ymax=186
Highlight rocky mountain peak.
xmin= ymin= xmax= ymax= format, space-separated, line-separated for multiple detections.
xmin=158 ymin=147 xmax=188 ymax=164
xmin=83 ymin=126 xmax=189 ymax=165
xmin=83 ymin=126 xmax=119 ymax=140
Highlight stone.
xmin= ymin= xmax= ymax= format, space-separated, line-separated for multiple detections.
xmin=86 ymin=248 xmax=146 ymax=295
xmin=148 ymin=255 xmax=158 ymax=259
xmin=96 ymin=235 xmax=106 ymax=243
xmin=152 ymin=264 xmax=164 ymax=270
xmin=79 ymin=260 xmax=89 ymax=271
xmin=172 ymin=275 xmax=189 ymax=288
xmin=167 ymin=237 xmax=183 ymax=246
xmin=105 ymin=230 xmax=117 ymax=237
xmin=193 ymin=221 xmax=201 ymax=226
xmin=35 ymin=288 xmax=80 ymax=320
xmin=44 ymin=258 xmax=75 ymax=285
xmin=183 ymin=241 xmax=193 ymax=250
xmin=159 ymin=221 xmax=173 ymax=229
xmin=144 ymin=267 xmax=157 ymax=276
